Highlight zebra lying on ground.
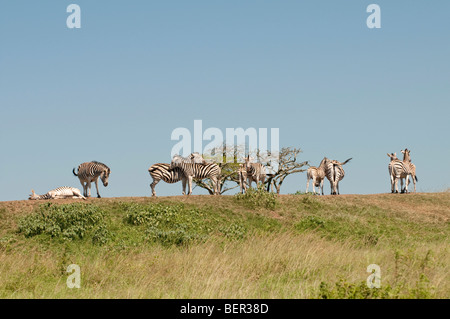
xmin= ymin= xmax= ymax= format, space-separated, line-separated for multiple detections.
xmin=306 ymin=157 xmax=326 ymax=195
xmin=387 ymin=152 xmax=411 ymax=193
xmin=323 ymin=157 xmax=352 ymax=195
xmin=401 ymin=148 xmax=418 ymax=193
xmin=244 ymin=155 xmax=266 ymax=190
xmin=28 ymin=186 xmax=86 ymax=200
xmin=73 ymin=161 xmax=111 ymax=198
xmin=170 ymin=153 xmax=221 ymax=195
xmin=148 ymin=153 xmax=204 ymax=197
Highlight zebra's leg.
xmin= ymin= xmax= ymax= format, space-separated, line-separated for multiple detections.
xmin=337 ymin=182 xmax=340 ymax=195
xmin=187 ymin=176 xmax=193 ymax=195
xmin=311 ymin=177 xmax=316 ymax=194
xmin=306 ymin=178 xmax=310 ymax=193
xmin=150 ymin=178 xmax=160 ymax=197
xmin=320 ymin=180 xmax=324 ymax=195
xmin=86 ymin=181 xmax=92 ymax=197
xmin=182 ymin=178 xmax=187 ymax=195
xmin=73 ymin=189 xmax=86 ymax=200
xmin=94 ymin=179 xmax=101 ymax=198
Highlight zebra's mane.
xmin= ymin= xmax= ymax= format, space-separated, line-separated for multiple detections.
xmin=92 ymin=161 xmax=110 ymax=170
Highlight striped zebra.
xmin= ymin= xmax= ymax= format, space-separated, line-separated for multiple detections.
xmin=387 ymin=152 xmax=411 ymax=193
xmin=323 ymin=157 xmax=352 ymax=195
xmin=73 ymin=161 xmax=111 ymax=198
xmin=306 ymin=158 xmax=326 ymax=195
xmin=401 ymin=148 xmax=418 ymax=193
xmin=237 ymin=163 xmax=248 ymax=194
xmin=170 ymin=153 xmax=221 ymax=195
xmin=148 ymin=153 xmax=204 ymax=197
xmin=244 ymin=155 xmax=266 ymax=190
xmin=29 ymin=186 xmax=86 ymax=200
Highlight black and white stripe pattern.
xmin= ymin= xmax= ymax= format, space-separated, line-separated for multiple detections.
xmin=28 ymin=186 xmax=86 ymax=200
xmin=387 ymin=153 xmax=411 ymax=193
xmin=148 ymin=163 xmax=186 ymax=197
xmin=306 ymin=157 xmax=326 ymax=195
xmin=244 ymin=155 xmax=266 ymax=189
xmin=170 ymin=153 xmax=221 ymax=195
xmin=237 ymin=164 xmax=248 ymax=194
xmin=324 ymin=157 xmax=352 ymax=195
xmin=401 ymin=149 xmax=418 ymax=193
xmin=73 ymin=161 xmax=111 ymax=198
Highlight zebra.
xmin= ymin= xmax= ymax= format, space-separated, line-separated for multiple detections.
xmin=73 ymin=161 xmax=111 ymax=198
xmin=400 ymin=148 xmax=418 ymax=193
xmin=323 ymin=157 xmax=352 ymax=195
xmin=237 ymin=163 xmax=248 ymax=194
xmin=28 ymin=186 xmax=86 ymax=200
xmin=170 ymin=153 xmax=221 ymax=195
xmin=306 ymin=158 xmax=326 ymax=195
xmin=387 ymin=152 xmax=411 ymax=193
xmin=244 ymin=155 xmax=266 ymax=190
xmin=148 ymin=153 xmax=204 ymax=197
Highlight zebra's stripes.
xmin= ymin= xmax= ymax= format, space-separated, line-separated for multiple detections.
xmin=170 ymin=154 xmax=221 ymax=195
xmin=148 ymin=163 xmax=186 ymax=197
xmin=324 ymin=157 xmax=352 ymax=195
xmin=73 ymin=161 xmax=111 ymax=198
xmin=306 ymin=158 xmax=326 ymax=195
xmin=29 ymin=186 xmax=86 ymax=200
xmin=387 ymin=153 xmax=411 ymax=193
xmin=244 ymin=155 xmax=266 ymax=189
xmin=237 ymin=164 xmax=248 ymax=194
xmin=401 ymin=149 xmax=418 ymax=193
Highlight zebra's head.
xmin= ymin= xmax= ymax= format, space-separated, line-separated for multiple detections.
xmin=28 ymin=189 xmax=39 ymax=200
xmin=100 ymin=168 xmax=110 ymax=187
xmin=387 ymin=153 xmax=398 ymax=161
xmin=190 ymin=152 xmax=206 ymax=164
xmin=401 ymin=149 xmax=411 ymax=162
xmin=244 ymin=155 xmax=254 ymax=170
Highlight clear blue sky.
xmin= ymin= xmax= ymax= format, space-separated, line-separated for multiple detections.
xmin=1 ymin=1 xmax=449 ymax=201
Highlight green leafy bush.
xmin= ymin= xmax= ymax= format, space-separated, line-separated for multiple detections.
xmin=18 ymin=203 xmax=104 ymax=240
xmin=234 ymin=185 xmax=277 ymax=210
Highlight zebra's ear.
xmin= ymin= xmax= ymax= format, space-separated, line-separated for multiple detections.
xmin=401 ymin=149 xmax=405 ymax=154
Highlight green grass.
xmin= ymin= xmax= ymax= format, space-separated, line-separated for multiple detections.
xmin=0 ymin=193 xmax=448 ymax=298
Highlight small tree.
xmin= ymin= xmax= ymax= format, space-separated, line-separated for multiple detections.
xmin=265 ymin=147 xmax=308 ymax=194
xmin=193 ymin=144 xmax=308 ymax=195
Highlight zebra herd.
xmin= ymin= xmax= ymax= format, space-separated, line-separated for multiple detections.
xmin=28 ymin=148 xmax=419 ymax=200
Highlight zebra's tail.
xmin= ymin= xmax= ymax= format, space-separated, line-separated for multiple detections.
xmin=415 ymin=175 xmax=418 ymax=182
xmin=72 ymin=168 xmax=78 ymax=176
xmin=341 ymin=158 xmax=352 ymax=165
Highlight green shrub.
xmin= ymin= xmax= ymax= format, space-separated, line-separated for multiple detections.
xmin=17 ymin=203 xmax=104 ymax=240
xmin=234 ymin=185 xmax=277 ymax=210
xmin=92 ymin=225 xmax=113 ymax=246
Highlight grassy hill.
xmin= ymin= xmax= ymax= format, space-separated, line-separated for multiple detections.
xmin=0 ymin=191 xmax=449 ymax=298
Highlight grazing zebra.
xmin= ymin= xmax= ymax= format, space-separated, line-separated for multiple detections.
xmin=244 ymin=155 xmax=266 ymax=189
xmin=401 ymin=148 xmax=418 ymax=193
xmin=28 ymin=187 xmax=86 ymax=200
xmin=387 ymin=152 xmax=411 ymax=193
xmin=148 ymin=153 xmax=204 ymax=196
xmin=323 ymin=157 xmax=352 ymax=195
xmin=306 ymin=158 xmax=326 ymax=195
xmin=170 ymin=153 xmax=221 ymax=195
xmin=73 ymin=161 xmax=111 ymax=198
